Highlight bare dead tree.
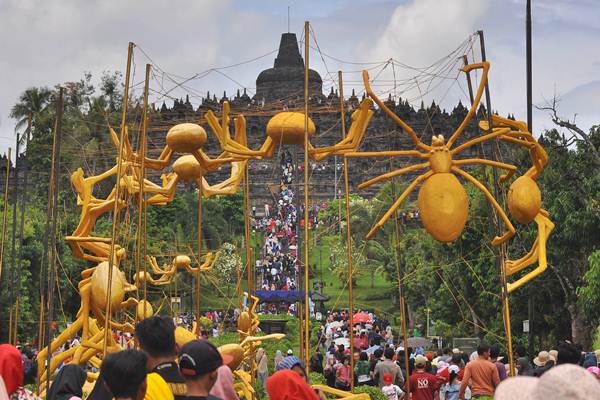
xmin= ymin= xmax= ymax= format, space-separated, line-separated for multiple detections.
xmin=537 ymin=94 xmax=600 ymax=165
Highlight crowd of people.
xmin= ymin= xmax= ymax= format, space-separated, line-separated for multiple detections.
xmin=252 ymin=150 xmax=325 ymax=304
xmin=2 ymin=312 xmax=600 ymax=399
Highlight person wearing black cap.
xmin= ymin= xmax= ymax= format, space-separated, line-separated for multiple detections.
xmin=179 ymin=339 xmax=233 ymax=400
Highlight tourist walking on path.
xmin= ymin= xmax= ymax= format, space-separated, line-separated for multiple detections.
xmin=406 ymin=355 xmax=439 ymax=400
xmin=458 ymin=343 xmax=499 ymax=400
xmin=256 ymin=348 xmax=269 ymax=388
xmin=374 ymin=347 xmax=404 ymax=388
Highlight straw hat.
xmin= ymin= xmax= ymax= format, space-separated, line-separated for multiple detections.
xmin=549 ymin=349 xmax=558 ymax=362
xmin=534 ymin=351 xmax=551 ymax=367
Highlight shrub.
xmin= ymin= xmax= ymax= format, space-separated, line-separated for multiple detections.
xmin=354 ymin=385 xmax=388 ymax=400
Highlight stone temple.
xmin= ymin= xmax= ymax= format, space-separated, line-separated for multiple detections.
xmin=149 ymin=32 xmax=500 ymax=209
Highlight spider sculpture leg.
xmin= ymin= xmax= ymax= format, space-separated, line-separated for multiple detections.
xmin=358 ymin=163 xmax=430 ymax=190
xmin=453 ymin=158 xmax=517 ymax=183
xmin=506 ymin=210 xmax=555 ymax=293
xmin=366 ymin=171 xmax=434 ymax=239
xmin=449 ymin=127 xmax=511 ymax=155
xmin=445 ymin=62 xmax=490 ymax=147
xmin=310 ymin=98 xmax=374 ymax=160
xmin=199 ymin=159 xmax=247 ymax=198
xmin=451 ymin=166 xmax=515 ymax=246
xmin=363 ymin=70 xmax=431 ymax=152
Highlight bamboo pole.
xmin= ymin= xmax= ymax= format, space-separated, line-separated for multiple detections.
xmin=243 ymin=168 xmax=252 ymax=294
xmin=103 ymin=42 xmax=134 ymax=357
xmin=136 ymin=63 xmax=151 ymax=323
xmin=477 ymin=30 xmax=515 ymax=376
xmin=9 ymin=134 xmax=20 ymax=345
xmin=196 ymin=187 xmax=203 ymax=332
xmin=390 ymin=159 xmax=411 ymax=394
xmin=13 ymin=120 xmax=31 ymax=345
xmin=303 ymin=20 xmax=311 ymax=368
xmin=338 ymin=71 xmax=355 ymax=390
xmin=0 ymin=149 xmax=9 ymax=342
xmin=0 ymin=148 xmax=11 ymax=287
xmin=45 ymin=86 xmax=64 ymax=395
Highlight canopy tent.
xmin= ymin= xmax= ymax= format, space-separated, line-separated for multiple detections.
xmin=254 ymin=290 xmax=329 ymax=303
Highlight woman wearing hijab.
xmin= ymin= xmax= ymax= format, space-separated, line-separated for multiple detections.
xmin=0 ymin=344 xmax=39 ymax=400
xmin=274 ymin=350 xmax=284 ymax=370
xmin=46 ymin=364 xmax=87 ymax=400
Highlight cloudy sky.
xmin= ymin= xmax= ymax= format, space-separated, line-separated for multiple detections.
xmin=1 ymin=0 xmax=598 ymax=155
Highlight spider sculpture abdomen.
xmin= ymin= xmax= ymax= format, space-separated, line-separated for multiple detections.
xmin=90 ymin=262 xmax=126 ymax=311
xmin=266 ymin=112 xmax=316 ymax=145
xmin=507 ymin=175 xmax=541 ymax=225
xmin=166 ymin=123 xmax=207 ymax=152
xmin=418 ymin=173 xmax=468 ymax=242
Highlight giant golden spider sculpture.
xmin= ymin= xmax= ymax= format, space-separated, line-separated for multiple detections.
xmin=206 ymin=99 xmax=374 ymax=162
xmin=480 ymin=115 xmax=554 ymax=292
xmin=37 ymin=261 xmax=151 ymax=390
xmin=134 ymin=252 xmax=220 ymax=286
xmin=43 ymin=111 xmax=249 ymax=390
xmin=347 ymin=62 xmax=519 ymax=245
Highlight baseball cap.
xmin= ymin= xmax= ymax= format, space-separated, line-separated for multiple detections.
xmin=415 ymin=355 xmax=427 ymax=367
xmin=495 ymin=364 xmax=600 ymax=400
xmin=383 ymin=373 xmax=393 ymax=385
xmin=287 ymin=349 xmax=293 ymax=355
xmin=452 ymin=348 xmax=460 ymax=354
xmin=179 ymin=339 xmax=233 ymax=378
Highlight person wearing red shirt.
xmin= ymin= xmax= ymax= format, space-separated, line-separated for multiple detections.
xmin=406 ymin=355 xmax=440 ymax=400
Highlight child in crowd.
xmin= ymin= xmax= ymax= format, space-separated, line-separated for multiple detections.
xmin=381 ymin=373 xmax=404 ymax=400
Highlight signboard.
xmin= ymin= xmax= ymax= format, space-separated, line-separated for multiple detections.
xmin=523 ymin=319 xmax=530 ymax=333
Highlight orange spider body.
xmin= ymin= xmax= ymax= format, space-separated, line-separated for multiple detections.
xmin=348 ymin=62 xmax=519 ymax=246
xmin=415 ymin=139 xmax=468 ymax=242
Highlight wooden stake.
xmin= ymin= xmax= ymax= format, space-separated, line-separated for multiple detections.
xmin=303 ymin=20 xmax=311 ymax=368
xmin=103 ymin=42 xmax=134 ymax=356
xmin=0 ymin=148 xmax=10 ymax=340
xmin=338 ymin=71 xmax=355 ymax=390
xmin=136 ymin=63 xmax=151 ymax=323
xmin=45 ymin=86 xmax=64 ymax=395
xmin=478 ymin=30 xmax=515 ymax=376
xmin=195 ymin=185 xmax=202 ymax=335
xmin=9 ymin=133 xmax=20 ymax=345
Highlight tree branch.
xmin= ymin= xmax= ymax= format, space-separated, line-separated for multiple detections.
xmin=537 ymin=94 xmax=600 ymax=165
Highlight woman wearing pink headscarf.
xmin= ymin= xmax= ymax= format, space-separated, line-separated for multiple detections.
xmin=209 ymin=365 xmax=239 ymax=400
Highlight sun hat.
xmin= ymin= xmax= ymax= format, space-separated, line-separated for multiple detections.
xmin=415 ymin=355 xmax=427 ymax=368
xmin=549 ymin=349 xmax=558 ymax=362
xmin=533 ymin=351 xmax=551 ymax=367
xmin=495 ymin=364 xmax=600 ymax=400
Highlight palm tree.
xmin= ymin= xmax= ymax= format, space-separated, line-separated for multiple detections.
xmin=9 ymin=87 xmax=52 ymax=141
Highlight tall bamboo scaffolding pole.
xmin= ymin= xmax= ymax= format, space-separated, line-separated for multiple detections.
xmin=103 ymin=42 xmax=134 ymax=356
xmin=389 ymin=156 xmax=411 ymax=394
xmin=302 ymin=20 xmax=311 ymax=368
xmin=13 ymin=121 xmax=31 ymax=344
xmin=45 ymin=86 xmax=64 ymax=395
xmin=338 ymin=71 xmax=355 ymax=390
xmin=0 ymin=148 xmax=10 ymax=340
xmin=477 ymin=30 xmax=515 ymax=376
xmin=195 ymin=185 xmax=203 ymax=335
xmin=135 ymin=63 xmax=151 ymax=323
xmin=9 ymin=134 xmax=20 ymax=345
xmin=243 ymin=168 xmax=252 ymax=294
